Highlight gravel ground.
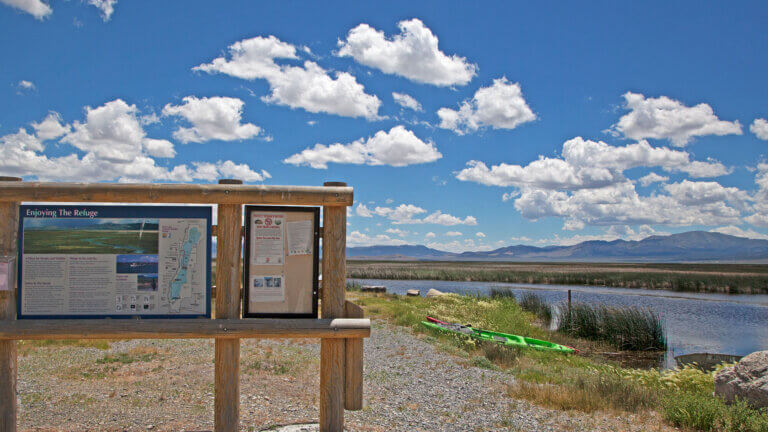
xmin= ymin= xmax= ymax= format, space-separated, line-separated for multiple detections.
xmin=17 ymin=322 xmax=674 ymax=432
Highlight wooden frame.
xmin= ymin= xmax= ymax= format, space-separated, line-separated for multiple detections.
xmin=0 ymin=179 xmax=364 ymax=432
xmin=243 ymin=205 xmax=320 ymax=319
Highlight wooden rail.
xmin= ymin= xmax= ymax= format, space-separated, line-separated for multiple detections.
xmin=0 ymin=182 xmax=353 ymax=206
xmin=0 ymin=318 xmax=371 ymax=340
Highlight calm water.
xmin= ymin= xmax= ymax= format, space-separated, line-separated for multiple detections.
xmin=350 ymin=278 xmax=768 ymax=368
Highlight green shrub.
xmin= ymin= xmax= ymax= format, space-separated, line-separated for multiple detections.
xmin=557 ymin=303 xmax=666 ymax=351
xmin=663 ymin=391 xmax=723 ymax=431
xmin=662 ymin=392 xmax=768 ymax=432
xmin=346 ymin=281 xmax=362 ymax=292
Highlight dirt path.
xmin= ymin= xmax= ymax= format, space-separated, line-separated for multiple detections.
xmin=17 ymin=323 xmax=673 ymax=431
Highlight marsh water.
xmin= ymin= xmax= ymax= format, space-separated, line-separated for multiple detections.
xmin=349 ymin=278 xmax=768 ymax=369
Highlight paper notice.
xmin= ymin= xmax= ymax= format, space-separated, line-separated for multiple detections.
xmin=0 ymin=260 xmax=10 ymax=291
xmin=287 ymin=220 xmax=313 ymax=256
xmin=249 ymin=275 xmax=285 ymax=302
xmin=251 ymin=213 xmax=285 ymax=265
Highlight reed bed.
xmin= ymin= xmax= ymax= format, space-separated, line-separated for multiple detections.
xmin=557 ymin=303 xmax=666 ymax=351
xmin=347 ymin=261 xmax=768 ymax=294
xmin=518 ymin=293 xmax=552 ymax=323
xmin=489 ymin=287 xmax=516 ymax=299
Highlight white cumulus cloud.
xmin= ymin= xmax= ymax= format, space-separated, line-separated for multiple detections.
xmin=638 ymin=172 xmax=669 ymax=186
xmin=337 ymin=18 xmax=476 ymax=86
xmin=142 ymin=138 xmax=176 ymax=158
xmin=1 ymin=0 xmax=51 ymax=19
xmin=31 ymin=112 xmax=70 ymax=141
xmin=456 ymin=137 xmax=730 ymax=191
xmin=87 ymin=0 xmax=116 ymax=21
xmin=0 ymin=102 xmax=267 ymax=184
xmin=392 ymin=92 xmax=423 ymax=112
xmin=283 ymin=126 xmax=441 ymax=169
xmin=710 ymin=225 xmax=768 ymax=240
xmin=437 ymin=78 xmax=536 ymax=135
xmin=348 ymin=230 xmax=406 ymax=247
xmin=16 ymin=80 xmax=36 ymax=92
xmin=162 ymin=96 xmax=262 ymax=144
xmin=194 ymin=35 xmax=381 ymax=120
xmin=608 ymin=92 xmax=742 ymax=146
xmin=751 ymin=118 xmax=768 ymax=140
xmin=385 ymin=228 xmax=409 ymax=237
xmin=355 ymin=203 xmax=373 ymax=217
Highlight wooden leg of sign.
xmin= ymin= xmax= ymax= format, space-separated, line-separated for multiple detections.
xmin=0 ymin=177 xmax=20 ymax=432
xmin=214 ymin=180 xmax=243 ymax=432
xmin=344 ymin=301 xmax=364 ymax=411
xmin=320 ymin=183 xmax=347 ymax=432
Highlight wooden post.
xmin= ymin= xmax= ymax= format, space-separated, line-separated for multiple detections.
xmin=320 ymin=182 xmax=347 ymax=432
xmin=215 ymin=179 xmax=242 ymax=432
xmin=568 ymin=289 xmax=572 ymax=312
xmin=0 ymin=176 xmax=20 ymax=432
xmin=344 ymin=301 xmax=364 ymax=410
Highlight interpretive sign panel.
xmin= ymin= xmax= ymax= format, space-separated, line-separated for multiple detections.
xmin=17 ymin=205 xmax=211 ymax=319
xmin=243 ymin=205 xmax=319 ymax=318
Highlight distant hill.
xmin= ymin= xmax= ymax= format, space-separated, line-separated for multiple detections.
xmin=347 ymin=231 xmax=768 ymax=262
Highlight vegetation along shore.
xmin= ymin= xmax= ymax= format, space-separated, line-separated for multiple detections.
xmin=347 ymin=284 xmax=768 ymax=431
xmin=347 ymin=260 xmax=768 ymax=294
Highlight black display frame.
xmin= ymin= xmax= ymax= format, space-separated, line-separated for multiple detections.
xmin=242 ymin=205 xmax=319 ymax=319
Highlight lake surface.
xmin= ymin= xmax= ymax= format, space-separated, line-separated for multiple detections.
xmin=350 ymin=278 xmax=768 ymax=368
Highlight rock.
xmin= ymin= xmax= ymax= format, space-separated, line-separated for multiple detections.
xmin=361 ymin=285 xmax=386 ymax=293
xmin=406 ymin=289 xmax=420 ymax=297
xmin=426 ymin=288 xmax=444 ymax=298
xmin=714 ymin=350 xmax=768 ymax=408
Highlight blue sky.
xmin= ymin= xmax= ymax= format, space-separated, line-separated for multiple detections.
xmin=2 ymin=1 xmax=768 ymax=251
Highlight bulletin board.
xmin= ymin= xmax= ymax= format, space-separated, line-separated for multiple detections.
xmin=243 ymin=205 xmax=319 ymax=318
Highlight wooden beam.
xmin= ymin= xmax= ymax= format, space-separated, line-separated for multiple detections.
xmin=344 ymin=301 xmax=365 ymax=411
xmin=0 ymin=182 xmax=353 ymax=206
xmin=0 ymin=177 xmax=19 ymax=432
xmin=320 ymin=182 xmax=347 ymax=432
xmin=214 ymin=183 xmax=243 ymax=432
xmin=0 ymin=318 xmax=371 ymax=340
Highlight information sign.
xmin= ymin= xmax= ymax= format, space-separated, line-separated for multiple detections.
xmin=17 ymin=205 xmax=211 ymax=319
xmin=243 ymin=206 xmax=319 ymax=318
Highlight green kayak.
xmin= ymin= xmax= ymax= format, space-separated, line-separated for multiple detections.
xmin=422 ymin=316 xmax=576 ymax=354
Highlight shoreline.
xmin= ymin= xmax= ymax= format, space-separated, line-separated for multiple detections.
xmin=347 ymin=260 xmax=768 ymax=294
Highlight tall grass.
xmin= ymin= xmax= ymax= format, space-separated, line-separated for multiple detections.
xmin=509 ymin=369 xmax=660 ymax=413
xmin=518 ymin=293 xmax=552 ymax=323
xmin=662 ymin=392 xmax=768 ymax=432
xmin=557 ymin=303 xmax=666 ymax=351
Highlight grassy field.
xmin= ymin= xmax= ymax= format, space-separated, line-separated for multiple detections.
xmin=350 ymin=288 xmax=768 ymax=432
xmin=347 ymin=260 xmax=768 ymax=294
xmin=23 ymin=229 xmax=158 ymax=254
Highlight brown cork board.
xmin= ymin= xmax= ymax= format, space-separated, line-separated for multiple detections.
xmin=242 ymin=206 xmax=319 ymax=318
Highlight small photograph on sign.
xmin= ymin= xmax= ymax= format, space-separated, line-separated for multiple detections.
xmin=250 ymin=275 xmax=285 ymax=302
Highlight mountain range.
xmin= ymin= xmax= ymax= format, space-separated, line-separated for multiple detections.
xmin=346 ymin=231 xmax=768 ymax=262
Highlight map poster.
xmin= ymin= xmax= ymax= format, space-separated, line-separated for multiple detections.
xmin=17 ymin=205 xmax=212 ymax=319
xmin=250 ymin=213 xmax=285 ymax=265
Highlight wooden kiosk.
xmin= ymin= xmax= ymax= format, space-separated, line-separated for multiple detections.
xmin=0 ymin=178 xmax=368 ymax=432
